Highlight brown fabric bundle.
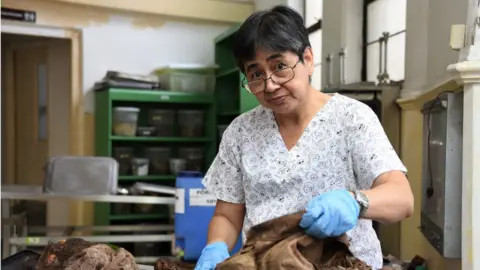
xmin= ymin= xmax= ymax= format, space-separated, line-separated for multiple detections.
xmin=155 ymin=211 xmax=371 ymax=270
xmin=215 ymin=211 xmax=371 ymax=270
xmin=35 ymin=238 xmax=139 ymax=270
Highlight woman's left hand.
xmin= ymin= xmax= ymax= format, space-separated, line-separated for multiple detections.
xmin=299 ymin=190 xmax=360 ymax=238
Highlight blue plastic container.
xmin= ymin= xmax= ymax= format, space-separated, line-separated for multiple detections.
xmin=175 ymin=171 xmax=243 ymax=261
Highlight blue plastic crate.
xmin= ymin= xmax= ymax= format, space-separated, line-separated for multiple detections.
xmin=174 ymin=171 xmax=242 ymax=261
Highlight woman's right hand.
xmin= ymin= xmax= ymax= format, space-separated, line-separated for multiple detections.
xmin=193 ymin=242 xmax=230 ymax=270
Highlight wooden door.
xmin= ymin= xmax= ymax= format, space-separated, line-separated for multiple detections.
xmin=5 ymin=43 xmax=49 ymax=186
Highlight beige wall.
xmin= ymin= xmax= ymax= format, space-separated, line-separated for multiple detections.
xmin=44 ymin=0 xmax=253 ymax=23
xmin=46 ymin=38 xmax=73 ymax=229
xmin=81 ymin=113 xmax=95 ymax=227
xmin=398 ymin=82 xmax=463 ymax=269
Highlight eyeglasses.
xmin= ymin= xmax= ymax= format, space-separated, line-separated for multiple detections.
xmin=243 ymin=61 xmax=301 ymax=94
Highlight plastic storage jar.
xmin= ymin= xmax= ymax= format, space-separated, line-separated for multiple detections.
xmin=178 ymin=147 xmax=204 ymax=172
xmin=132 ymin=158 xmax=149 ymax=176
xmin=113 ymin=147 xmax=134 ymax=175
xmin=112 ymin=107 xmax=140 ymax=136
xmin=148 ymin=109 xmax=175 ymax=136
xmin=169 ymin=158 xmax=187 ymax=175
xmin=178 ymin=110 xmax=205 ymax=137
xmin=145 ymin=147 xmax=171 ymax=174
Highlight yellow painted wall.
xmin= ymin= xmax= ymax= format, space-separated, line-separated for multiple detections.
xmin=398 ymin=84 xmax=462 ymax=269
xmin=48 ymin=0 xmax=253 ymax=23
xmin=5 ymin=0 xmax=253 ymax=24
xmin=81 ymin=113 xmax=95 ymax=227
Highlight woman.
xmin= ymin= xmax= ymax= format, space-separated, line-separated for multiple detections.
xmin=194 ymin=5 xmax=414 ymax=270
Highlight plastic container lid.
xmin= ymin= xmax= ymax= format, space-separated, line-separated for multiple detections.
xmin=180 ymin=147 xmax=203 ymax=151
xmin=114 ymin=107 xmax=140 ymax=112
xmin=179 ymin=147 xmax=204 ymax=158
xmin=150 ymin=109 xmax=174 ymax=113
xmin=113 ymin=146 xmax=134 ymax=150
xmin=178 ymin=110 xmax=204 ymax=114
xmin=146 ymin=147 xmax=171 ymax=154
xmin=146 ymin=147 xmax=170 ymax=151
xmin=153 ymin=64 xmax=218 ymax=76
xmin=159 ymin=64 xmax=218 ymax=70
xmin=170 ymin=158 xmax=187 ymax=163
xmin=132 ymin=158 xmax=149 ymax=163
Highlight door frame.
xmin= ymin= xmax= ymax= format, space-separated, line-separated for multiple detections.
xmin=1 ymin=20 xmax=84 ymax=224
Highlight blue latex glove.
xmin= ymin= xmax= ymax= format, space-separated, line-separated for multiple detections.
xmin=299 ymin=189 xmax=360 ymax=238
xmin=194 ymin=242 xmax=230 ymax=270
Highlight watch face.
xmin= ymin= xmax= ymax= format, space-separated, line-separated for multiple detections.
xmin=356 ymin=191 xmax=369 ymax=207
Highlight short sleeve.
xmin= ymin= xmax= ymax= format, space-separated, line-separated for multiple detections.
xmin=348 ymin=103 xmax=407 ymax=189
xmin=202 ymin=120 xmax=245 ymax=204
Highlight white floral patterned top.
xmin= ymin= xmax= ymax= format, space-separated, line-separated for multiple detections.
xmin=202 ymin=93 xmax=407 ymax=269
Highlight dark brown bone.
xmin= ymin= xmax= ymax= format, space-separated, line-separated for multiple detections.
xmin=35 ymin=238 xmax=139 ymax=270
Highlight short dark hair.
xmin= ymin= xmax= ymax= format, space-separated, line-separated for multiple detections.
xmin=233 ymin=5 xmax=311 ymax=72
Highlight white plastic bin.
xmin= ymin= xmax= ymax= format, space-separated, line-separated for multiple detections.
xmin=153 ymin=64 xmax=218 ymax=93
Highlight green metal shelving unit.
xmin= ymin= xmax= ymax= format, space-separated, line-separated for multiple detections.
xmin=92 ymin=25 xmax=257 ymax=254
xmin=214 ymin=25 xmax=259 ymax=128
xmin=94 ymin=88 xmax=217 ymax=227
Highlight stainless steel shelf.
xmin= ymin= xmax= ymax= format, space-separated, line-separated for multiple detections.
xmin=8 ymin=234 xmax=174 ymax=246
xmin=1 ymin=184 xmax=177 ymax=259
xmin=1 ymin=185 xmax=175 ymax=205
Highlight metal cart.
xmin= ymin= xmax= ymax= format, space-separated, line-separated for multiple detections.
xmin=1 ymin=184 xmax=176 ymax=266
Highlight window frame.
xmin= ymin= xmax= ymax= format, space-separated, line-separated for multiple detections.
xmin=304 ymin=0 xmax=322 ymax=34
xmin=304 ymin=0 xmax=323 ymax=89
xmin=362 ymin=0 xmax=406 ymax=82
xmin=307 ymin=20 xmax=322 ymax=34
xmin=303 ymin=0 xmax=405 ymax=82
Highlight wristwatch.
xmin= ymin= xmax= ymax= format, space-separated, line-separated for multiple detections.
xmin=353 ymin=191 xmax=369 ymax=217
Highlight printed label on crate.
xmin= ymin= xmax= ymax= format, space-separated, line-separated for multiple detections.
xmin=175 ymin=188 xmax=185 ymax=214
xmin=26 ymin=237 xmax=40 ymax=245
xmin=189 ymin=188 xmax=217 ymax=207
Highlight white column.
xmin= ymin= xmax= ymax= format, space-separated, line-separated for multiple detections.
xmin=448 ymin=60 xmax=480 ymax=270
xmin=447 ymin=2 xmax=480 ymax=266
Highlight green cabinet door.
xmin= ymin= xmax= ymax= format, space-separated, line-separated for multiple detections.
xmin=239 ymin=72 xmax=259 ymax=113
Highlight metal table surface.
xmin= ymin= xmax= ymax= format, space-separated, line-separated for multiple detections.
xmin=1 ymin=185 xmax=176 ymax=261
xmin=1 ymin=185 xmax=176 ymax=204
